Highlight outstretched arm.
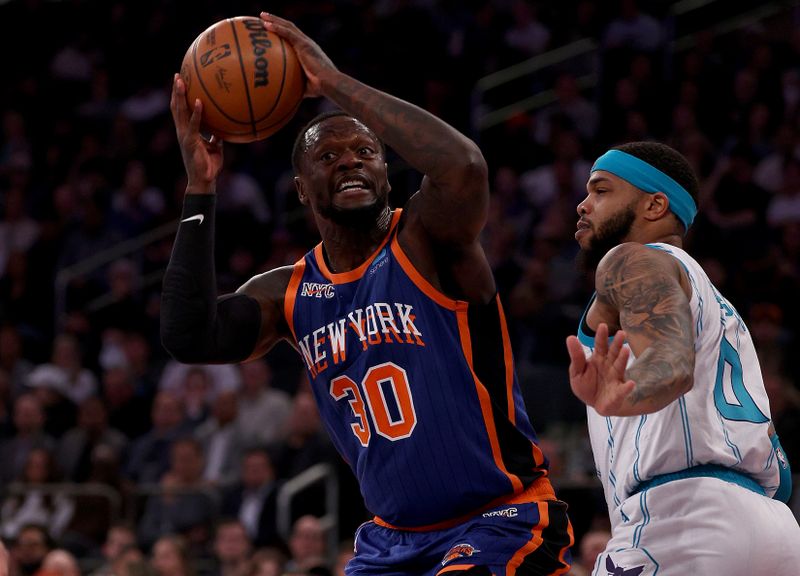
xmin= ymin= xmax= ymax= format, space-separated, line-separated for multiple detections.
xmin=567 ymin=243 xmax=695 ymax=416
xmin=160 ymin=75 xmax=288 ymax=364
xmin=260 ymin=13 xmax=489 ymax=248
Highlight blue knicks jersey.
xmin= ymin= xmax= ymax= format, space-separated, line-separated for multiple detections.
xmin=284 ymin=210 xmax=551 ymax=528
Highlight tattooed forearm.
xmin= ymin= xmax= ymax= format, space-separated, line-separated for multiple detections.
xmin=596 ymin=244 xmax=695 ymax=413
xmin=321 ymin=72 xmax=484 ymax=186
xmin=626 ymin=349 xmax=693 ymax=408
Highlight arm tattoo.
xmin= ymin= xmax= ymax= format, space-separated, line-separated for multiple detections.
xmin=327 ymin=74 xmax=472 ymax=186
xmin=596 ymin=245 xmax=695 ymax=410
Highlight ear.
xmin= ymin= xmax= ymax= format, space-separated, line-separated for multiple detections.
xmin=643 ymin=191 xmax=670 ymax=222
xmin=294 ymin=176 xmax=309 ymax=206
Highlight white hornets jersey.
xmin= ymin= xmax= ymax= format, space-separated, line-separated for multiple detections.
xmin=577 ymin=243 xmax=782 ymax=516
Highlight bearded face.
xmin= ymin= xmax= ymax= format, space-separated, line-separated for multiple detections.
xmin=576 ymin=198 xmax=638 ymax=273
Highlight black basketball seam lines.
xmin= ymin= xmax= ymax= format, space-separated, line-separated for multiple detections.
xmin=251 ymin=35 xmax=288 ymax=123
xmin=209 ymin=99 xmax=301 ymax=141
xmin=191 ymin=34 xmax=250 ymax=126
xmin=229 ymin=18 xmax=258 ymax=138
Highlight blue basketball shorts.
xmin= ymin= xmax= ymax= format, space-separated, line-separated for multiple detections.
xmin=346 ymin=498 xmax=573 ymax=576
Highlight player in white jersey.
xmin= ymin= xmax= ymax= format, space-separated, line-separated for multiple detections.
xmin=565 ymin=141 xmax=800 ymax=575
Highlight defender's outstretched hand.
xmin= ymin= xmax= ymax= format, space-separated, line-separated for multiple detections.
xmin=566 ymin=323 xmax=635 ymax=416
xmin=260 ymin=12 xmax=337 ymax=98
xmin=170 ymin=74 xmax=224 ymax=193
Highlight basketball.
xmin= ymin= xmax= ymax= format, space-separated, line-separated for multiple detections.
xmin=180 ymin=16 xmax=305 ymax=143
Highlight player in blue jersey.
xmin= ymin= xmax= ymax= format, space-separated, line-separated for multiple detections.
xmin=161 ymin=12 xmax=572 ymax=576
xmin=566 ymin=141 xmax=800 ymax=575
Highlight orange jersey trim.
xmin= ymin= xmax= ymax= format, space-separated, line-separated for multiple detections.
xmin=507 ymin=501 xmax=574 ymax=576
xmin=314 ymin=209 xmax=403 ymax=284
xmin=390 ymin=237 xmax=465 ymax=312
xmin=436 ymin=565 xmax=476 ymax=575
xmin=283 ymin=258 xmax=307 ymax=342
xmin=496 ymin=295 xmax=545 ymax=467
xmin=496 ymin=296 xmax=516 ymax=424
xmin=372 ymin=476 xmax=555 ymax=532
xmin=553 ymin=525 xmax=575 ymax=576
xmin=507 ymin=501 xmax=547 ymax=575
xmin=457 ymin=305 xmax=524 ymax=494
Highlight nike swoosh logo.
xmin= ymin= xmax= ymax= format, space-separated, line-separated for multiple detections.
xmin=181 ymin=214 xmax=204 ymax=225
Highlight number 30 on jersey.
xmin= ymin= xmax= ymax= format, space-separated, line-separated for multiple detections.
xmin=330 ymin=362 xmax=417 ymax=445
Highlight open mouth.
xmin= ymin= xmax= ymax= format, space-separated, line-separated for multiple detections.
xmin=336 ymin=177 xmax=371 ymax=194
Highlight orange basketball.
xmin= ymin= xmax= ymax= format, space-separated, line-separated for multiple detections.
xmin=180 ymin=16 xmax=305 ymax=143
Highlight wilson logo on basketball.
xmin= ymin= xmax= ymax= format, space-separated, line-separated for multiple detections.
xmin=301 ymin=282 xmax=335 ymax=299
xmin=200 ymin=44 xmax=232 ymax=67
xmin=441 ymin=543 xmax=480 ymax=566
xmin=243 ymin=18 xmax=272 ymax=87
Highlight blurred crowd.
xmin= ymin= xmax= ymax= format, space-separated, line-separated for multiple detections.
xmin=2 ymin=0 xmax=800 ymax=575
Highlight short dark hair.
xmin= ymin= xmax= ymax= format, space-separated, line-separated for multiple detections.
xmin=291 ymin=111 xmax=385 ymax=174
xmin=612 ymin=141 xmax=700 ymax=208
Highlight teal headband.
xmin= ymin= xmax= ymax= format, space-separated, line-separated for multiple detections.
xmin=591 ymin=149 xmax=697 ymax=230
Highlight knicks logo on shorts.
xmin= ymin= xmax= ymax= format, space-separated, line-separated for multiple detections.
xmin=301 ymin=282 xmax=335 ymax=298
xmin=441 ymin=543 xmax=480 ymax=566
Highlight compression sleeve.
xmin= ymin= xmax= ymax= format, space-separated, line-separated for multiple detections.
xmin=160 ymin=194 xmax=261 ymax=363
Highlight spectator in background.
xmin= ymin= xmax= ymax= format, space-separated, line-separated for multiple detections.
xmin=101 ymin=364 xmax=152 ymax=440
xmin=9 ymin=524 xmax=52 ymax=576
xmin=44 ymin=333 xmax=97 ymax=405
xmin=60 ymin=442 xmax=132 ymax=557
xmin=57 ymin=395 xmax=127 ymax=482
xmin=248 ymin=548 xmax=286 ymax=576
xmin=92 ymin=259 xmax=148 ymax=335
xmin=0 ymin=110 xmax=32 ymax=173
xmin=57 ymin=189 xmax=122 ymax=295
xmin=0 ymin=324 xmax=32 ymax=398
xmin=522 ymin=130 xmax=590 ymax=223
xmin=88 ymin=523 xmax=138 ymax=576
xmin=503 ymin=0 xmax=551 ymax=60
xmin=753 ymin=122 xmax=800 ymax=194
xmin=112 ymin=545 xmax=151 ymax=576
xmin=699 ymin=147 xmax=770 ymax=263
xmin=137 ymin=438 xmax=215 ymax=551
xmin=332 ymin=541 xmax=353 ymax=576
xmin=24 ymin=365 xmax=76 ymax=438
xmin=121 ymin=330 xmax=161 ymax=399
xmin=221 ymin=448 xmax=282 ymax=549
xmin=196 ymin=390 xmax=242 ymax=486
xmin=0 ymin=370 xmax=12 ymax=439
xmin=159 ymin=363 xmax=240 ymax=401
xmin=149 ymin=535 xmax=194 ymax=576
xmin=534 ymin=74 xmax=598 ymax=146
xmin=38 ymin=549 xmax=81 ymax=576
xmin=125 ymin=391 xmax=186 ymax=483
xmin=0 ymin=394 xmax=55 ymax=484
xmin=109 ymin=160 xmax=166 ymax=238
xmin=235 ymin=360 xmax=291 ymax=450
xmin=602 ymin=0 xmax=662 ymax=51
xmin=567 ymin=530 xmax=611 ymax=576
xmin=0 ymin=186 xmax=39 ymax=279
xmin=0 ymin=448 xmax=74 ymax=541
xmin=211 ymin=521 xmax=252 ymax=576
xmin=268 ymin=391 xmax=334 ymax=482
xmin=766 ymin=158 xmax=800 ymax=228
xmin=179 ymin=368 xmax=212 ymax=430
xmin=283 ymin=516 xmax=328 ymax=576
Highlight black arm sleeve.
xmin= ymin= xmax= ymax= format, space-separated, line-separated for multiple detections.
xmin=160 ymin=194 xmax=261 ymax=363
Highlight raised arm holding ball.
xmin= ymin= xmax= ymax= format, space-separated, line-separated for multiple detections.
xmin=162 ymin=14 xmax=573 ymax=575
